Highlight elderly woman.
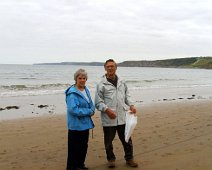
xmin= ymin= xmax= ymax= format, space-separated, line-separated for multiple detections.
xmin=65 ymin=69 xmax=95 ymax=170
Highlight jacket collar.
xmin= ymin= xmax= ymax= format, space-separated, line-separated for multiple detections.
xmin=65 ymin=84 xmax=92 ymax=103
xmin=102 ymin=74 xmax=123 ymax=88
xmin=65 ymin=84 xmax=87 ymax=96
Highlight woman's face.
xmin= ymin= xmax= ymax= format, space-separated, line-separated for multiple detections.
xmin=76 ymin=74 xmax=87 ymax=88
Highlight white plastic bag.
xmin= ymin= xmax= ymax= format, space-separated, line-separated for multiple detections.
xmin=125 ymin=111 xmax=137 ymax=142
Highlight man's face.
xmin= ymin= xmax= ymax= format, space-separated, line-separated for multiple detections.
xmin=105 ymin=61 xmax=117 ymax=77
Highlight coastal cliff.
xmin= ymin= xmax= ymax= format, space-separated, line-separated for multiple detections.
xmin=118 ymin=57 xmax=212 ymax=69
xmin=35 ymin=56 xmax=212 ymax=69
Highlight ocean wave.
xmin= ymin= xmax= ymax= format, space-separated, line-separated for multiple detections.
xmin=126 ymin=78 xmax=186 ymax=84
xmin=126 ymin=80 xmax=141 ymax=83
xmin=0 ymin=83 xmax=68 ymax=91
xmin=19 ymin=77 xmax=37 ymax=80
xmin=129 ymin=84 xmax=212 ymax=90
xmin=1 ymin=82 xmax=212 ymax=97
xmin=0 ymin=89 xmax=65 ymax=97
xmin=1 ymin=85 xmax=28 ymax=90
xmin=40 ymin=83 xmax=67 ymax=88
xmin=0 ymin=83 xmax=74 ymax=97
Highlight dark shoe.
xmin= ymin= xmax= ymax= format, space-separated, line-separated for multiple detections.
xmin=78 ymin=166 xmax=89 ymax=170
xmin=126 ymin=159 xmax=138 ymax=167
xmin=108 ymin=160 xmax=115 ymax=168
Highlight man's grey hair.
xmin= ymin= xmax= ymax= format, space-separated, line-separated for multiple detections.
xmin=74 ymin=69 xmax=88 ymax=81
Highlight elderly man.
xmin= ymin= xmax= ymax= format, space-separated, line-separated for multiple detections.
xmin=95 ymin=59 xmax=138 ymax=168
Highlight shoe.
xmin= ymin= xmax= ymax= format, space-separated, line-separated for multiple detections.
xmin=108 ymin=160 xmax=115 ymax=168
xmin=126 ymin=159 xmax=138 ymax=167
xmin=78 ymin=166 xmax=89 ymax=170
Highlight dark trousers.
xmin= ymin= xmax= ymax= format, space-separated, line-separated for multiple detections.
xmin=66 ymin=129 xmax=89 ymax=170
xmin=103 ymin=124 xmax=133 ymax=161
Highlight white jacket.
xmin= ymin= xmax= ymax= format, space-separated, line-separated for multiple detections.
xmin=95 ymin=75 xmax=134 ymax=126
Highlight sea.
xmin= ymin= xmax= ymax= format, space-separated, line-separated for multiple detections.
xmin=1 ymin=64 xmax=212 ymax=120
xmin=1 ymin=64 xmax=212 ymax=102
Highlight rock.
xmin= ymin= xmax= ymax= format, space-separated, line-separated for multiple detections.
xmin=5 ymin=106 xmax=19 ymax=110
xmin=38 ymin=105 xmax=48 ymax=108
xmin=0 ymin=107 xmax=5 ymax=111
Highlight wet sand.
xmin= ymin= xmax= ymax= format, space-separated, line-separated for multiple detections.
xmin=1 ymin=100 xmax=212 ymax=170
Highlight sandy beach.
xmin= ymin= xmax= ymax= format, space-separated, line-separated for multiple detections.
xmin=1 ymin=99 xmax=212 ymax=170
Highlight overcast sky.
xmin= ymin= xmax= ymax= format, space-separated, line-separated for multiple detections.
xmin=0 ymin=0 xmax=212 ymax=64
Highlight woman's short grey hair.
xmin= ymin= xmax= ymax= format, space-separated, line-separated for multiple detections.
xmin=74 ymin=69 xmax=88 ymax=81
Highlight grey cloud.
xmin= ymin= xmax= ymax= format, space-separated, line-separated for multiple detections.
xmin=0 ymin=0 xmax=212 ymax=64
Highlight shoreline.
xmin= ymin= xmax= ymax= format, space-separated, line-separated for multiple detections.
xmin=1 ymin=100 xmax=212 ymax=170
xmin=1 ymin=86 xmax=212 ymax=121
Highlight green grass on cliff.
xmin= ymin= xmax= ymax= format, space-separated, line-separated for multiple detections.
xmin=191 ymin=57 xmax=212 ymax=69
xmin=157 ymin=57 xmax=197 ymax=67
xmin=118 ymin=57 xmax=212 ymax=69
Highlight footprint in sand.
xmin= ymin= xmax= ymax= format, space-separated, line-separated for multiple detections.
xmin=142 ymin=145 xmax=148 ymax=149
xmin=185 ymin=148 xmax=195 ymax=153
xmin=11 ymin=161 xmax=18 ymax=165
xmin=142 ymin=139 xmax=147 ymax=142
xmin=38 ymin=149 xmax=45 ymax=152
xmin=161 ymin=152 xmax=173 ymax=157
xmin=0 ymin=150 xmax=7 ymax=155
xmin=198 ymin=142 xmax=204 ymax=145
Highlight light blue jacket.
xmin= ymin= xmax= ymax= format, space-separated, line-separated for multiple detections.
xmin=65 ymin=85 xmax=95 ymax=131
xmin=95 ymin=75 xmax=134 ymax=126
